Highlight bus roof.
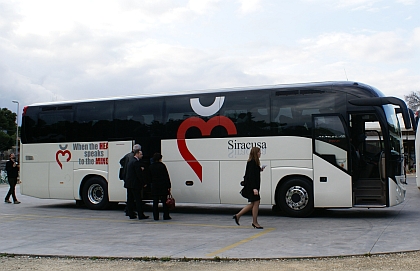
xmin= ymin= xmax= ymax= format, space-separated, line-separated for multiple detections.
xmin=27 ymin=81 xmax=381 ymax=107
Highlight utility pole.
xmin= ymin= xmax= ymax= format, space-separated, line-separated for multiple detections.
xmin=12 ymin=100 xmax=19 ymax=161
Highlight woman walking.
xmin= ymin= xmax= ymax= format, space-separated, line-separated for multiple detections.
xmin=233 ymin=147 xmax=265 ymax=229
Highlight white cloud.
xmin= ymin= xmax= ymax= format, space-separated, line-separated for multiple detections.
xmin=396 ymin=0 xmax=417 ymax=5
xmin=188 ymin=0 xmax=221 ymax=14
xmin=237 ymin=0 xmax=263 ymax=14
xmin=12 ymin=0 xmax=211 ymax=37
xmin=0 ymin=0 xmax=419 ymax=110
xmin=299 ymin=31 xmax=415 ymax=63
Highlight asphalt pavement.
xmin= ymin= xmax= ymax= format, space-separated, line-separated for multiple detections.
xmin=1 ymin=176 xmax=420 ymax=259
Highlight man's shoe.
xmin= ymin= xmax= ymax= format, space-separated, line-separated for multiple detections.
xmin=163 ymin=216 xmax=172 ymax=220
xmin=14 ymin=201 xmax=21 ymax=204
xmin=4 ymin=199 xmax=12 ymax=203
xmin=138 ymin=215 xmax=149 ymax=220
xmin=129 ymin=215 xmax=137 ymax=219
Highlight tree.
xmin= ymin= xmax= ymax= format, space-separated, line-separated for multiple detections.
xmin=404 ymin=91 xmax=420 ymax=111
xmin=0 ymin=108 xmax=17 ymax=151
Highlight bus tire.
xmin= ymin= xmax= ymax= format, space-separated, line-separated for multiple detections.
xmin=272 ymin=204 xmax=284 ymax=215
xmin=277 ymin=177 xmax=314 ymax=217
xmin=82 ymin=177 xmax=109 ymax=210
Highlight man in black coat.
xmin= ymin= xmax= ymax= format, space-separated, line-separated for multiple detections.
xmin=124 ymin=149 xmax=149 ymax=220
xmin=119 ymin=144 xmax=141 ymax=216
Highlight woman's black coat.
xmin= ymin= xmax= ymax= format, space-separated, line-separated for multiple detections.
xmin=149 ymin=161 xmax=171 ymax=196
xmin=243 ymin=159 xmax=261 ymax=201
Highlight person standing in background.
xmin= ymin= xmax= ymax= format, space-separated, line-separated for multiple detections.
xmin=119 ymin=144 xmax=141 ymax=216
xmin=124 ymin=149 xmax=149 ymax=220
xmin=4 ymin=153 xmax=20 ymax=204
xmin=149 ymin=153 xmax=172 ymax=221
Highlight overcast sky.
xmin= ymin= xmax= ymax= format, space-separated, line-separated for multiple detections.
xmin=0 ymin=0 xmax=419 ymax=117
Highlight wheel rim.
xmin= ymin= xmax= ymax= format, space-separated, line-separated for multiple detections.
xmin=87 ymin=184 xmax=104 ymax=205
xmin=285 ymin=185 xmax=309 ymax=210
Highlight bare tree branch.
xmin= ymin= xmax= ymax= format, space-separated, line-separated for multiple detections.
xmin=404 ymin=91 xmax=420 ymax=111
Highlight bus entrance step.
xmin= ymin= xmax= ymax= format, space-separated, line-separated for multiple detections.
xmin=354 ymin=196 xmax=385 ymax=205
xmin=353 ymin=189 xmax=384 ymax=196
xmin=354 ymin=178 xmax=384 ymax=188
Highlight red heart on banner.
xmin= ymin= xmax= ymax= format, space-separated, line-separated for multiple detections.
xmin=56 ymin=150 xmax=72 ymax=169
xmin=177 ymin=116 xmax=237 ymax=182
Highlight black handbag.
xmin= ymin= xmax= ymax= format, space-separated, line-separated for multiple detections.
xmin=119 ymin=168 xmax=125 ymax=180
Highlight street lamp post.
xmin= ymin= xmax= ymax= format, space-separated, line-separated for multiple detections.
xmin=12 ymin=100 xmax=19 ymax=161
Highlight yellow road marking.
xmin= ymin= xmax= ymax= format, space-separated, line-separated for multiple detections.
xmin=0 ymin=213 xmax=251 ymax=228
xmin=206 ymin=227 xmax=276 ymax=257
xmin=1 ymin=213 xmax=276 ymax=256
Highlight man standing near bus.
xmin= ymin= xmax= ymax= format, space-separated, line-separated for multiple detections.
xmin=119 ymin=144 xmax=141 ymax=216
xmin=124 ymin=149 xmax=149 ymax=220
xmin=4 ymin=153 xmax=20 ymax=204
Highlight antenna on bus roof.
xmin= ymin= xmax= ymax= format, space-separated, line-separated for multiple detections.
xmin=344 ymin=68 xmax=348 ymax=81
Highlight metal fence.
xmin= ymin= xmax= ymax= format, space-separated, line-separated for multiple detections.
xmin=0 ymin=170 xmax=8 ymax=184
xmin=0 ymin=161 xmax=8 ymax=184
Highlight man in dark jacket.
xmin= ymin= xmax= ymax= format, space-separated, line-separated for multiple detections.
xmin=119 ymin=144 xmax=141 ymax=216
xmin=124 ymin=149 xmax=149 ymax=220
xmin=4 ymin=153 xmax=20 ymax=204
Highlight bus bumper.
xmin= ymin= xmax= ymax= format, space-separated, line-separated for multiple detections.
xmin=389 ymin=175 xmax=406 ymax=207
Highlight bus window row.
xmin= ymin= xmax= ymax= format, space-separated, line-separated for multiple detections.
xmin=22 ymin=89 xmax=348 ymax=143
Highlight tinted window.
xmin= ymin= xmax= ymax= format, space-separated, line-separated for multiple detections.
xmin=38 ymin=111 xmax=74 ymax=142
xmin=22 ymin=106 xmax=75 ymax=143
xmin=21 ymin=107 xmax=38 ymax=143
xmin=271 ymin=90 xmax=345 ymax=137
xmin=75 ymin=101 xmax=113 ymax=141
xmin=314 ymin=115 xmax=349 ymax=170
xmin=114 ymin=98 xmax=164 ymax=139
xmin=164 ymin=95 xmax=218 ymax=139
xmin=314 ymin=115 xmax=347 ymax=149
xmin=220 ymin=91 xmax=270 ymax=137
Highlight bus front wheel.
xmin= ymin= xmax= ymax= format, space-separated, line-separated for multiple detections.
xmin=82 ymin=177 xmax=109 ymax=210
xmin=277 ymin=177 xmax=314 ymax=217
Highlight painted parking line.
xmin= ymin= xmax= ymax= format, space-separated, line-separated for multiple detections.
xmin=0 ymin=213 xmax=260 ymax=228
xmin=2 ymin=212 xmax=276 ymax=257
xmin=206 ymin=227 xmax=276 ymax=257
xmin=1 ymin=212 xmax=276 ymax=257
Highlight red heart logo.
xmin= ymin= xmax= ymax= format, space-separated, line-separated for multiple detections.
xmin=56 ymin=150 xmax=72 ymax=169
xmin=177 ymin=116 xmax=237 ymax=182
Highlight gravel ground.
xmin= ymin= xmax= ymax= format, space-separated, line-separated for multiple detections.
xmin=1 ymin=251 xmax=420 ymax=271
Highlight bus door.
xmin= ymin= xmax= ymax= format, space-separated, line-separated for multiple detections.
xmin=349 ymin=113 xmax=386 ymax=206
xmin=49 ymin=146 xmax=74 ymax=199
xmin=312 ymin=114 xmax=352 ymax=208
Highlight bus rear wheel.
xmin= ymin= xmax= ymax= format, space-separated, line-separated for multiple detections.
xmin=82 ymin=177 xmax=109 ymax=210
xmin=277 ymin=177 xmax=314 ymax=217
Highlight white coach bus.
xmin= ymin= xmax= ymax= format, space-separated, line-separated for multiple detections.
xmin=19 ymin=81 xmax=412 ymax=217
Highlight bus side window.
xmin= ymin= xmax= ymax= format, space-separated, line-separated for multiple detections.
xmin=221 ymin=91 xmax=270 ymax=136
xmin=314 ymin=115 xmax=349 ymax=170
xmin=38 ymin=111 xmax=73 ymax=143
xmin=115 ymin=98 xmax=164 ymax=141
xmin=74 ymin=101 xmax=114 ymax=141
